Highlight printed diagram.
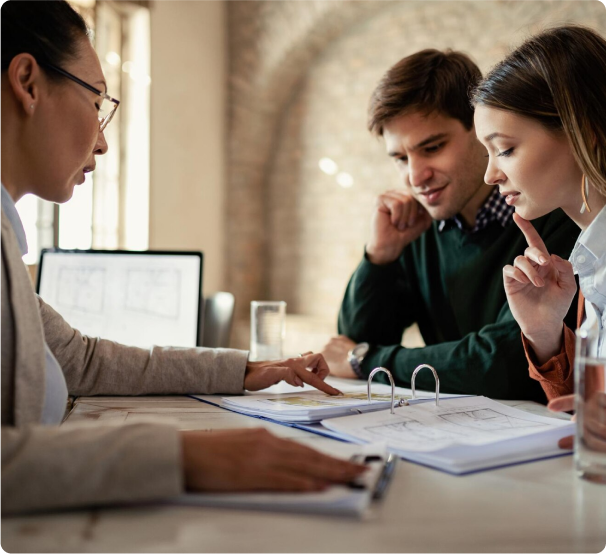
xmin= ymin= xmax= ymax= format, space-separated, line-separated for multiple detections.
xmin=125 ymin=268 xmax=181 ymax=319
xmin=367 ymin=419 xmax=460 ymax=444
xmin=264 ymin=392 xmax=406 ymax=408
xmin=57 ymin=267 xmax=105 ymax=314
xmin=365 ymin=408 xmax=549 ymax=448
xmin=439 ymin=409 xmax=548 ymax=431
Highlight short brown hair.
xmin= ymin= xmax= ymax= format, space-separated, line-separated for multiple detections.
xmin=472 ymin=25 xmax=606 ymax=198
xmin=368 ymin=49 xmax=482 ymax=136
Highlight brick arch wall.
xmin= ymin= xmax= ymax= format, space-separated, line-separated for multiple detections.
xmin=226 ymin=1 xmax=388 ymax=328
xmin=227 ymin=0 xmax=606 ymax=350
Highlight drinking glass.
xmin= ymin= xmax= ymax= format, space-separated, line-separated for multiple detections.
xmin=250 ymin=301 xmax=286 ymax=361
xmin=574 ymin=329 xmax=606 ymax=484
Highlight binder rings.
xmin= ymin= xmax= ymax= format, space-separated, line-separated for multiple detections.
xmin=321 ymin=365 xmax=574 ymax=475
xmin=193 ymin=364 xmax=574 ymax=475
xmin=191 ymin=371 xmax=466 ymax=425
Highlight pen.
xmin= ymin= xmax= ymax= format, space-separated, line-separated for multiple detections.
xmin=347 ymin=453 xmax=397 ymax=498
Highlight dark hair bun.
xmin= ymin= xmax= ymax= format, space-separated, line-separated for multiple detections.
xmin=1 ymin=0 xmax=88 ymax=74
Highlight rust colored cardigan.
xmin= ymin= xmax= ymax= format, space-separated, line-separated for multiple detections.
xmin=523 ymin=291 xmax=604 ymax=401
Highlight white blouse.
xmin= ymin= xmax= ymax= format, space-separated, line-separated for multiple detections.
xmin=570 ymin=204 xmax=606 ymax=359
xmin=1 ymin=184 xmax=68 ymax=424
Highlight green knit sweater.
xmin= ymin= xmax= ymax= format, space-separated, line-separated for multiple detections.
xmin=338 ymin=209 xmax=580 ymax=402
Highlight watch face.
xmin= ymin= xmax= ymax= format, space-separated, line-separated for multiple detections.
xmin=352 ymin=342 xmax=369 ymax=358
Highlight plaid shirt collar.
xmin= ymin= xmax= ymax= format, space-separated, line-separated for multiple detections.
xmin=438 ymin=187 xmax=513 ymax=233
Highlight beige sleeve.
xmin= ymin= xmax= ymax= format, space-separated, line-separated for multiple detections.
xmin=2 ymin=280 xmax=246 ymax=514
xmin=2 ymin=420 xmax=182 ymax=515
xmin=38 ymin=296 xmax=248 ymax=396
xmin=2 ymin=220 xmax=218 ymax=515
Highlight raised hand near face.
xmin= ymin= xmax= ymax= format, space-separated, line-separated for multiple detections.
xmin=366 ymin=191 xmax=432 ymax=265
xmin=503 ymin=213 xmax=577 ymax=364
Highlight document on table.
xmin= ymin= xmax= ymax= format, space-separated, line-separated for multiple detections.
xmin=192 ymin=383 xmax=467 ymax=424
xmin=172 ymin=443 xmax=395 ymax=517
xmin=321 ymin=396 xmax=574 ymax=475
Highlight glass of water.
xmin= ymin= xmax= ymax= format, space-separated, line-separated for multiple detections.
xmin=574 ymin=329 xmax=606 ymax=484
xmin=250 ymin=301 xmax=286 ymax=361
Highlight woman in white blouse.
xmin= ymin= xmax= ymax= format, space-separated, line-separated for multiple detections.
xmin=472 ymin=25 xmax=606 ymax=451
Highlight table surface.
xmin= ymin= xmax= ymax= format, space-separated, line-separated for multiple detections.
xmin=2 ymin=383 xmax=606 ymax=553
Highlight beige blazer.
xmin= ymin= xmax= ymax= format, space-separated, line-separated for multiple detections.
xmin=1 ymin=210 xmax=248 ymax=515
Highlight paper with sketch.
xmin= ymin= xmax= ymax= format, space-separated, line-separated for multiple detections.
xmin=322 ymin=396 xmax=573 ymax=452
xmin=193 ymin=383 xmax=467 ymax=424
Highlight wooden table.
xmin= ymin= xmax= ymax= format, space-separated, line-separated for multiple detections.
xmin=2 ymin=390 xmax=605 ymax=553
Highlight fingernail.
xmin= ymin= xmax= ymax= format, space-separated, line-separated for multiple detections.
xmin=363 ymin=455 xmax=383 ymax=463
xmin=535 ymin=277 xmax=545 ymax=287
xmin=539 ymin=256 xmax=548 ymax=264
xmin=347 ymin=481 xmax=367 ymax=490
xmin=409 ymin=217 xmax=416 ymax=226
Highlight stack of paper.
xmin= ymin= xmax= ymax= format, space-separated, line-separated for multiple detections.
xmin=322 ymin=396 xmax=574 ymax=474
xmin=193 ymin=383 xmax=466 ymax=425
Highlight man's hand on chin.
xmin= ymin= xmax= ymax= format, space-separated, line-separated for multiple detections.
xmin=320 ymin=335 xmax=357 ymax=379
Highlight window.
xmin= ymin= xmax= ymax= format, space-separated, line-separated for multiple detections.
xmin=16 ymin=0 xmax=151 ymax=265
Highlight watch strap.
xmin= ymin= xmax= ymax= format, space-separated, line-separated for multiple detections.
xmin=348 ymin=352 xmax=366 ymax=379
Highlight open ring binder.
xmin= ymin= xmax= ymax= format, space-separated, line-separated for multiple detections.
xmin=411 ymin=364 xmax=440 ymax=406
xmin=367 ymin=367 xmax=398 ymax=414
xmin=367 ymin=364 xmax=440 ymax=413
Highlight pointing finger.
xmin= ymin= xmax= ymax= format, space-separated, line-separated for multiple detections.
xmin=513 ymin=213 xmax=549 ymax=254
xmin=294 ymin=366 xmax=342 ymax=396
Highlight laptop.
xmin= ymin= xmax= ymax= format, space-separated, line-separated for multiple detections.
xmin=36 ymin=249 xmax=203 ymax=348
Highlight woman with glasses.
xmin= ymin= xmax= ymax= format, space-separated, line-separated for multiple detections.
xmin=1 ymin=1 xmax=365 ymax=515
xmin=472 ymin=25 xmax=606 ymax=450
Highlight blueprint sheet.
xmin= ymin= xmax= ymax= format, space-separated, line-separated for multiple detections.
xmin=322 ymin=396 xmax=574 ymax=453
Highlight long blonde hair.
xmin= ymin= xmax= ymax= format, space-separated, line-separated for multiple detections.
xmin=472 ymin=25 xmax=606 ymax=198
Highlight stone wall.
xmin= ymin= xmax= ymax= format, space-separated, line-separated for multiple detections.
xmin=227 ymin=0 xmax=606 ymax=349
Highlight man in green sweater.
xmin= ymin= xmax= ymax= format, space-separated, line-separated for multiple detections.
xmin=321 ymin=49 xmax=579 ymax=401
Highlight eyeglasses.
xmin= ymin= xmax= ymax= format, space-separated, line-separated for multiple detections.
xmin=40 ymin=62 xmax=120 ymax=131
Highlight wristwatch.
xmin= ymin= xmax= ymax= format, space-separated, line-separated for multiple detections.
xmin=347 ymin=342 xmax=369 ymax=378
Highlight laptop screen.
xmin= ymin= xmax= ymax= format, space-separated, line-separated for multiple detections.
xmin=37 ymin=249 xmax=203 ymax=348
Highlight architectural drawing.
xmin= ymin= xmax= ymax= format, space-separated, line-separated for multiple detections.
xmin=439 ymin=408 xmax=549 ymax=431
xmin=125 ymin=268 xmax=181 ymax=319
xmin=366 ymin=418 xmax=459 ymax=445
xmin=365 ymin=407 xmax=549 ymax=448
xmin=57 ymin=267 xmax=106 ymax=314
